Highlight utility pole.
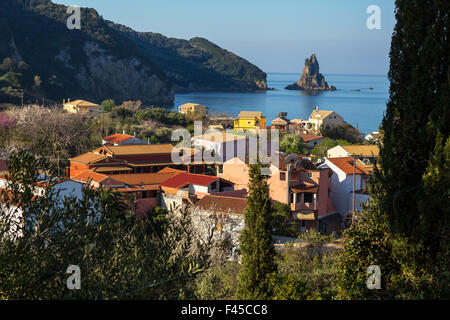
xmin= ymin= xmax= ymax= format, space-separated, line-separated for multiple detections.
xmin=352 ymin=154 xmax=356 ymax=224
xmin=18 ymin=89 xmax=24 ymax=107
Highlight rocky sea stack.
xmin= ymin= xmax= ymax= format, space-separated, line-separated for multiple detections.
xmin=285 ymin=54 xmax=336 ymax=91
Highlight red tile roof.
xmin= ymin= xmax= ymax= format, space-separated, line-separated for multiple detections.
xmin=195 ymin=195 xmax=247 ymax=215
xmin=300 ymin=134 xmax=324 ymax=142
xmin=161 ymin=172 xmax=219 ymax=189
xmin=326 ymin=157 xmax=369 ymax=175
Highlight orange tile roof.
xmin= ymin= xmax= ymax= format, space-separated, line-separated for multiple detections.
xmin=93 ymin=166 xmax=133 ymax=173
xmin=326 ymin=157 xmax=369 ymax=175
xmin=69 ymin=152 xmax=108 ymax=165
xmin=102 ymin=144 xmax=174 ymax=156
xmin=300 ymin=134 xmax=324 ymax=142
xmin=341 ymin=145 xmax=379 ymax=157
xmin=195 ymin=195 xmax=247 ymax=215
xmin=103 ymin=133 xmax=134 ymax=145
xmin=70 ymin=171 xmax=107 ymax=183
xmin=109 ymin=172 xmax=178 ymax=186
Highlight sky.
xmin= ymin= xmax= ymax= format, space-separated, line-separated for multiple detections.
xmin=54 ymin=0 xmax=396 ymax=75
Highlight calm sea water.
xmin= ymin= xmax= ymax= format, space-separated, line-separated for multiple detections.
xmin=173 ymin=73 xmax=389 ymax=135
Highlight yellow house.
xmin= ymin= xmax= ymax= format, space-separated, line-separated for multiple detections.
xmin=63 ymin=99 xmax=101 ymax=116
xmin=234 ymin=111 xmax=266 ymax=131
xmin=178 ymin=103 xmax=208 ymax=115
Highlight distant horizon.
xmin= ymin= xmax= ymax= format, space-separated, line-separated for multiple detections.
xmin=52 ymin=0 xmax=396 ymax=75
xmin=266 ymin=72 xmax=388 ymax=76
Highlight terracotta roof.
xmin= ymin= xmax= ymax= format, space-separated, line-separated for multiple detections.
xmin=195 ymin=195 xmax=247 ymax=215
xmin=310 ymin=109 xmax=334 ymax=120
xmin=271 ymin=117 xmax=289 ymax=125
xmin=161 ymin=172 xmax=219 ymax=189
xmin=291 ymin=183 xmax=319 ymax=193
xmin=102 ymin=144 xmax=174 ymax=156
xmin=93 ymin=166 xmax=133 ymax=173
xmin=71 ymin=171 xmax=107 ymax=184
xmin=158 ymin=167 xmax=185 ymax=175
xmin=69 ymin=152 xmax=108 ymax=165
xmin=341 ymin=145 xmax=379 ymax=157
xmin=238 ymin=111 xmax=264 ymax=118
xmin=290 ymin=118 xmax=305 ymax=124
xmin=64 ymin=100 xmax=99 ymax=107
xmin=214 ymin=189 xmax=248 ymax=198
xmin=110 ymin=172 xmax=177 ymax=186
xmin=326 ymin=157 xmax=370 ymax=175
xmin=103 ymin=133 xmax=134 ymax=144
xmin=300 ymin=134 xmax=324 ymax=142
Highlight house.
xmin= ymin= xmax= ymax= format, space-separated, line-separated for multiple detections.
xmin=68 ymin=144 xmax=206 ymax=178
xmin=318 ymin=157 xmax=371 ymax=216
xmin=234 ymin=111 xmax=266 ymax=131
xmin=216 ymin=154 xmax=339 ymax=233
xmin=102 ymin=132 xmax=148 ymax=146
xmin=327 ymin=145 xmax=379 ymax=165
xmin=160 ymin=170 xmax=234 ymax=212
xmin=306 ymin=106 xmax=345 ymax=133
xmin=271 ymin=112 xmax=290 ymax=132
xmin=63 ymin=99 xmax=101 ymax=116
xmin=300 ymin=134 xmax=325 ymax=148
xmin=178 ymin=103 xmax=208 ymax=115
xmin=289 ymin=118 xmax=308 ymax=134
xmin=70 ymin=169 xmax=183 ymax=218
xmin=364 ymin=131 xmax=381 ymax=142
xmin=192 ymin=194 xmax=247 ymax=258
xmin=192 ymin=131 xmax=249 ymax=164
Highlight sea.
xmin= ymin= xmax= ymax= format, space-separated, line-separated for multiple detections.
xmin=173 ymin=73 xmax=389 ymax=135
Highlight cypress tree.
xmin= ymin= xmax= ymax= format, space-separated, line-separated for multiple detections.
xmin=236 ymin=162 xmax=277 ymax=299
xmin=379 ymin=0 xmax=449 ymax=252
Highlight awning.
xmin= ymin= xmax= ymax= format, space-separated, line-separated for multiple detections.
xmin=296 ymin=212 xmax=315 ymax=221
xmin=291 ymin=185 xmax=319 ymax=193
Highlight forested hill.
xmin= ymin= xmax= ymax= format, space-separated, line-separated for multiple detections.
xmin=0 ymin=0 xmax=268 ymax=106
xmin=109 ymin=23 xmax=268 ymax=93
xmin=0 ymin=0 xmax=173 ymax=105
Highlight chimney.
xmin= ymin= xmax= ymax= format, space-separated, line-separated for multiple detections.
xmin=133 ymin=131 xmax=136 ymax=137
xmin=315 ymin=106 xmax=319 ymax=111
xmin=123 ymin=129 xmax=126 ymax=135
xmin=68 ymin=98 xmax=70 ymax=103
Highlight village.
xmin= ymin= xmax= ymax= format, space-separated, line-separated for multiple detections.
xmin=0 ymin=99 xmax=380 ymax=255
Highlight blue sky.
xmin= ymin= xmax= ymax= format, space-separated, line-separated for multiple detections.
xmin=54 ymin=0 xmax=396 ymax=75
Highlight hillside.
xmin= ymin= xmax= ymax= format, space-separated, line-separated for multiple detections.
xmin=109 ymin=23 xmax=268 ymax=92
xmin=0 ymin=0 xmax=173 ymax=105
xmin=0 ymin=0 xmax=268 ymax=106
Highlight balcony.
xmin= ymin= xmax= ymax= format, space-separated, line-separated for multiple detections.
xmin=290 ymin=200 xmax=317 ymax=212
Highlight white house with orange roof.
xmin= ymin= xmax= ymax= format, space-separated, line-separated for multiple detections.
xmin=318 ymin=157 xmax=371 ymax=216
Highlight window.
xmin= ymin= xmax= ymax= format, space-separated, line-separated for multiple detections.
xmin=304 ymin=193 xmax=313 ymax=203
xmin=290 ymin=192 xmax=294 ymax=204
xmin=300 ymin=220 xmax=306 ymax=229
xmin=306 ymin=172 xmax=313 ymax=179
xmin=280 ymin=172 xmax=286 ymax=181
xmin=218 ymin=165 xmax=223 ymax=174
